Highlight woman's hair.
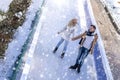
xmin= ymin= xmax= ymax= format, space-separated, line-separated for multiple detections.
xmin=68 ymin=18 xmax=77 ymax=27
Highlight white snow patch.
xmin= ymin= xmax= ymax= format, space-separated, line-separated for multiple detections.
xmin=0 ymin=0 xmax=13 ymax=12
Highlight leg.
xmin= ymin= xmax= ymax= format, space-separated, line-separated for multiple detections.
xmin=53 ymin=38 xmax=64 ymax=53
xmin=56 ymin=38 xmax=64 ymax=48
xmin=79 ymin=49 xmax=89 ymax=67
xmin=77 ymin=48 xmax=89 ymax=73
xmin=61 ymin=40 xmax=69 ymax=58
xmin=75 ymin=47 xmax=84 ymax=65
xmin=69 ymin=47 xmax=83 ymax=69
xmin=63 ymin=40 xmax=69 ymax=52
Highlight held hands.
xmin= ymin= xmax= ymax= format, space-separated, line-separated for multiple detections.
xmin=88 ymin=49 xmax=93 ymax=54
xmin=71 ymin=38 xmax=75 ymax=41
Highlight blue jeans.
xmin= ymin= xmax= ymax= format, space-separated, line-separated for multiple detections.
xmin=56 ymin=38 xmax=69 ymax=52
xmin=75 ymin=47 xmax=89 ymax=67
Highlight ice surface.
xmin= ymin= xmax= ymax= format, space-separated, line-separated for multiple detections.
xmin=27 ymin=0 xmax=97 ymax=80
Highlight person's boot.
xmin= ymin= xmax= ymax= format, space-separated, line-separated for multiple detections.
xmin=61 ymin=52 xmax=65 ymax=58
xmin=69 ymin=64 xmax=78 ymax=69
xmin=53 ymin=47 xmax=58 ymax=53
xmin=77 ymin=65 xmax=81 ymax=73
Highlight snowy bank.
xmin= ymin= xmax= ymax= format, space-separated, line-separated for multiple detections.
xmin=87 ymin=0 xmax=113 ymax=80
xmin=100 ymin=0 xmax=120 ymax=34
xmin=0 ymin=0 xmax=43 ymax=79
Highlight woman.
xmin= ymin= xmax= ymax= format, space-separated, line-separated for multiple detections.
xmin=53 ymin=18 xmax=78 ymax=58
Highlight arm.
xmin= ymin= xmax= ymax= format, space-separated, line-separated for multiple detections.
xmin=72 ymin=31 xmax=86 ymax=41
xmin=89 ymin=34 xmax=98 ymax=54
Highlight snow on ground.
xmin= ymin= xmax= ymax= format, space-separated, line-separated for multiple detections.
xmin=113 ymin=0 xmax=120 ymax=8
xmin=105 ymin=0 xmax=120 ymax=14
xmin=27 ymin=0 xmax=97 ymax=80
xmin=0 ymin=0 xmax=13 ymax=21
xmin=0 ymin=0 xmax=43 ymax=79
xmin=103 ymin=0 xmax=120 ymax=41
xmin=0 ymin=0 xmax=13 ymax=12
xmin=100 ymin=0 xmax=120 ymax=28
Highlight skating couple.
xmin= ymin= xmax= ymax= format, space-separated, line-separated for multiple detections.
xmin=53 ymin=18 xmax=98 ymax=73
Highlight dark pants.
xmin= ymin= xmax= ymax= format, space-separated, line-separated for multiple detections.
xmin=75 ymin=47 xmax=89 ymax=67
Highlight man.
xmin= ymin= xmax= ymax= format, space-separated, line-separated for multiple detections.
xmin=69 ymin=25 xmax=98 ymax=73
